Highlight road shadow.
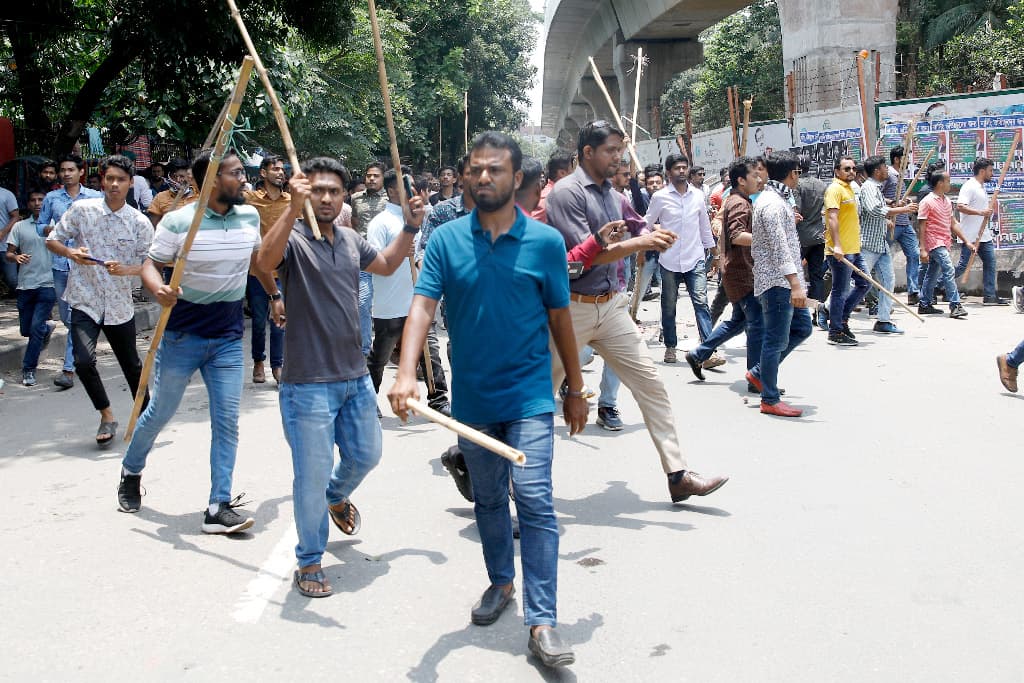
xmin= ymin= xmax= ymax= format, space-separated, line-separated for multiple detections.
xmin=406 ymin=612 xmax=604 ymax=682
xmin=555 ymin=480 xmax=698 ymax=531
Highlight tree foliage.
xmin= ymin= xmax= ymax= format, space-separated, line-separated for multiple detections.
xmin=660 ymin=0 xmax=784 ymax=137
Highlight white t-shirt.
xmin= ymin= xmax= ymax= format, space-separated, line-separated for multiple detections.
xmin=366 ymin=202 xmax=413 ymax=320
xmin=957 ymin=177 xmax=992 ymax=243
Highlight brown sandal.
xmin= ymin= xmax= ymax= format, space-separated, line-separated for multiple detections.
xmin=328 ymin=499 xmax=361 ymax=535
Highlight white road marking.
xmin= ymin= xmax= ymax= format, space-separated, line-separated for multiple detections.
xmin=232 ymin=526 xmax=298 ymax=624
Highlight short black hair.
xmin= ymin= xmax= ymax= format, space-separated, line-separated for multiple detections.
xmin=457 ymin=155 xmax=470 ymax=176
xmin=26 ymin=183 xmax=48 ymax=198
xmin=438 ymin=165 xmax=457 ymax=176
xmin=577 ymin=120 xmax=624 ymax=159
xmin=165 ymin=158 xmax=189 ymax=174
xmin=471 ymin=131 xmax=523 ymax=173
xmin=365 ymin=161 xmax=386 ymax=174
xmin=973 ymin=157 xmax=994 ymax=175
xmin=382 ymin=165 xmax=413 ymax=190
xmin=192 ymin=149 xmax=239 ymax=187
xmin=890 ymin=145 xmax=905 ymax=165
xmin=39 ymin=159 xmax=57 ymax=172
xmin=260 ymin=154 xmax=284 ymax=171
xmin=687 ymin=165 xmax=705 ymax=179
xmin=766 ymin=151 xmax=799 ymax=182
xmin=664 ymin=152 xmax=689 ymax=174
xmin=863 ymin=155 xmax=887 ymax=177
xmin=58 ymin=153 xmax=84 ymax=170
xmin=719 ymin=166 xmax=729 ymax=180
xmin=414 ymin=174 xmax=429 ymax=193
xmin=928 ymin=168 xmax=949 ymax=187
xmin=643 ymin=163 xmax=664 ymax=180
xmin=100 ymin=154 xmax=135 ymax=179
xmin=833 ymin=155 xmax=855 ymax=171
xmin=798 ymin=154 xmax=812 ymax=174
xmin=546 ymin=152 xmax=573 ymax=180
xmin=519 ymin=156 xmax=543 ymax=190
xmin=728 ymin=156 xmax=758 ymax=189
xmin=303 ymin=156 xmax=351 ymax=186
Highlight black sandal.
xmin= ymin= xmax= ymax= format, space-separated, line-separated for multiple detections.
xmin=328 ymin=499 xmax=361 ymax=535
xmin=96 ymin=421 xmax=118 ymax=448
xmin=293 ymin=569 xmax=333 ymax=598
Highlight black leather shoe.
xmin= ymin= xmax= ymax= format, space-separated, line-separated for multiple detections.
xmin=441 ymin=446 xmax=474 ymax=502
xmin=684 ymin=351 xmax=705 ymax=381
xmin=528 ymin=628 xmax=575 ymax=667
xmin=471 ymin=585 xmax=514 ymax=625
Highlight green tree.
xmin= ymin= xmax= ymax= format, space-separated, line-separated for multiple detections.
xmin=922 ymin=0 xmax=1012 ymax=49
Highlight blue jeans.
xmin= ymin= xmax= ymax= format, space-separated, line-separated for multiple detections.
xmin=246 ymin=275 xmax=283 ymax=367
xmin=691 ymin=291 xmax=763 ymax=370
xmin=954 ymin=240 xmax=997 ymax=299
xmin=52 ymin=268 xmax=74 ymax=372
xmin=2 ymin=257 xmax=17 ymax=290
xmin=826 ymin=253 xmax=870 ymax=332
xmin=660 ymin=262 xmax=712 ymax=347
xmin=16 ymin=286 xmax=56 ymax=371
xmin=754 ymin=287 xmax=813 ymax=405
xmin=921 ymin=246 xmax=961 ymax=307
xmin=633 ymin=252 xmax=659 ymax=296
xmin=860 ymin=249 xmax=895 ymax=323
xmin=358 ymin=272 xmax=373 ymax=357
xmin=280 ymin=375 xmax=382 ymax=568
xmin=460 ymin=413 xmax=558 ymax=627
xmin=122 ymin=331 xmax=244 ymax=505
xmin=890 ymin=224 xmax=920 ymax=295
xmin=1007 ymin=339 xmax=1024 ymax=368
xmin=579 ymin=345 xmax=620 ymax=408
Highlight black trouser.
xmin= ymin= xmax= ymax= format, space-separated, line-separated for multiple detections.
xmin=801 ymin=242 xmax=827 ymax=303
xmin=70 ymin=308 xmax=149 ymax=413
xmin=367 ymin=316 xmax=449 ymax=408
xmin=710 ymin=283 xmax=730 ymax=325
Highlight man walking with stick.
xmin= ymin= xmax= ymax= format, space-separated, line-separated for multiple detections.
xmin=257 ymin=157 xmax=424 ymax=599
xmin=117 ymin=150 xmax=276 ymax=535
xmin=389 ymin=132 xmax=587 ymax=668
xmin=824 ymin=156 xmax=870 ymax=346
xmin=954 ymin=158 xmax=1007 ymax=305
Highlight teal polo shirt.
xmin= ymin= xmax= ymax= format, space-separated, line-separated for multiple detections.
xmin=415 ymin=207 xmax=570 ymax=425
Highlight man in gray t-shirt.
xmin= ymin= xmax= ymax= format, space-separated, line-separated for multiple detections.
xmin=256 ymin=156 xmax=425 ymax=598
xmin=5 ymin=188 xmax=55 ymax=385
xmin=794 ymin=154 xmax=828 ymax=302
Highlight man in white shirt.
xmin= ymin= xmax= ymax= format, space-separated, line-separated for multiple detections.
xmin=645 ymin=153 xmax=717 ymax=364
xmin=954 ymin=157 xmax=1007 ymax=305
xmin=365 ymin=167 xmax=450 ymax=415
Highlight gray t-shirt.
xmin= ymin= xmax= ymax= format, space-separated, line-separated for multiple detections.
xmin=7 ymin=218 xmax=55 ymax=290
xmin=0 ymin=187 xmax=18 ymax=218
xmin=794 ymin=175 xmax=827 ymax=247
xmin=277 ymin=220 xmax=378 ymax=383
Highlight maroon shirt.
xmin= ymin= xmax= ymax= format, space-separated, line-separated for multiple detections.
xmin=720 ymin=191 xmax=755 ymax=303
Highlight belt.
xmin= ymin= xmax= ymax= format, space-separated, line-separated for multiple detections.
xmin=570 ymin=291 xmax=616 ymax=304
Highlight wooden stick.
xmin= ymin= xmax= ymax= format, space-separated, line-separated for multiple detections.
xmin=899 ymin=147 xmax=934 ymax=204
xmin=856 ymin=51 xmax=872 ymax=154
xmin=740 ymin=97 xmax=753 ymax=155
xmin=839 ymin=256 xmax=925 ymax=323
xmin=960 ymin=129 xmax=1021 ymax=283
xmin=407 ymin=399 xmax=526 ymax=465
xmin=125 ymin=57 xmax=256 ymax=441
xmin=464 ymin=90 xmax=469 ymax=156
xmin=225 ymin=0 xmax=321 ymax=240
xmin=366 ymin=0 xmax=435 ymax=392
xmin=682 ymin=100 xmax=694 ymax=160
xmin=727 ymin=87 xmax=739 ymax=157
xmin=203 ymin=95 xmax=231 ymax=149
xmin=630 ymin=48 xmax=643 ymax=146
xmin=587 ymin=57 xmax=642 ymax=170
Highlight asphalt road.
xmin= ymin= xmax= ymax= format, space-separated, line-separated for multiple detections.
xmin=2 ymin=294 xmax=1023 ymax=682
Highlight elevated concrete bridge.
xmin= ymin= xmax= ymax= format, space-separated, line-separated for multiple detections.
xmin=541 ymin=0 xmax=900 ymax=146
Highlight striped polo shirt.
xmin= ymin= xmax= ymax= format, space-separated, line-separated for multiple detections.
xmin=150 ymin=202 xmax=262 ymax=339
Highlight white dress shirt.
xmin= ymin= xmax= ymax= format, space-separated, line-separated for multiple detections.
xmin=645 ymin=182 xmax=714 ymax=274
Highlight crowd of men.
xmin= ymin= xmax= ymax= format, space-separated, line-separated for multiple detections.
xmin=3 ymin=119 xmax=1021 ymax=669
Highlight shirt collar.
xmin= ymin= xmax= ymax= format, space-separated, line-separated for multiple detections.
xmin=470 ymin=206 xmax=526 ymax=241
xmin=575 ymin=166 xmax=611 ymax=192
xmin=100 ymin=199 xmax=131 ymax=216
xmin=833 ymin=178 xmax=852 ymax=189
xmin=385 ymin=202 xmax=403 ymax=216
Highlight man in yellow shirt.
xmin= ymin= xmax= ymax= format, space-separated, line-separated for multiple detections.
xmin=823 ymin=155 xmax=869 ymax=346
xmin=243 ymin=155 xmax=290 ymax=383
xmin=147 ymin=159 xmax=198 ymax=227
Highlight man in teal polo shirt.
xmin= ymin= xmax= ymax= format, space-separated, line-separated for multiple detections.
xmin=389 ymin=132 xmax=587 ymax=669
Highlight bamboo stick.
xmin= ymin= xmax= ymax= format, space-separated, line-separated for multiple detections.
xmin=840 ymin=256 xmax=925 ymax=323
xmin=407 ymin=399 xmax=526 ymax=465
xmin=586 ymin=57 xmax=642 ymax=170
xmin=960 ymin=129 xmax=1020 ymax=283
xmin=740 ymin=97 xmax=753 ymax=155
xmin=630 ymin=48 xmax=643 ymax=146
xmin=125 ymin=57 xmax=256 ymax=440
xmin=899 ymin=147 xmax=935 ymax=204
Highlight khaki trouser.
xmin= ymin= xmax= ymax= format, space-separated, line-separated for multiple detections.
xmin=549 ymin=293 xmax=687 ymax=474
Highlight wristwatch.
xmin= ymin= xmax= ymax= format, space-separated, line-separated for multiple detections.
xmin=269 ymin=292 xmax=283 ymax=301
xmin=403 ymin=223 xmax=420 ymax=234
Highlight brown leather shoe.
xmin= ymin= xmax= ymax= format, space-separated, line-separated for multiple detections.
xmin=997 ymin=354 xmax=1018 ymax=393
xmin=760 ymin=400 xmax=803 ymax=417
xmin=252 ymin=361 xmax=266 ymax=383
xmin=668 ymin=471 xmax=728 ymax=502
xmin=272 ymin=367 xmax=282 ymax=384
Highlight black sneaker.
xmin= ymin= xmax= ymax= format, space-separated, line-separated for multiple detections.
xmin=842 ymin=324 xmax=857 ymax=340
xmin=907 ymin=292 xmax=919 ymax=306
xmin=596 ymin=406 xmax=624 ymax=431
xmin=117 ymin=471 xmax=143 ymax=513
xmin=202 ymin=497 xmax=255 ymax=534
xmin=918 ymin=304 xmax=943 ymax=315
xmin=950 ymin=303 xmax=968 ymax=319
xmin=827 ymin=332 xmax=858 ymax=346
xmin=683 ymin=351 xmax=705 ymax=381
xmin=983 ymin=296 xmax=1010 ymax=306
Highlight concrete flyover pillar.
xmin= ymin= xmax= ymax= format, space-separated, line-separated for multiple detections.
xmin=614 ymin=36 xmax=703 ymax=140
xmin=578 ymin=76 xmax=620 ymax=127
xmin=778 ymin=0 xmax=899 ymax=129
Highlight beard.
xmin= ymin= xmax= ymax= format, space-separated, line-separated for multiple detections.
xmin=470 ymin=184 xmax=515 ymax=212
xmin=218 ymin=190 xmax=246 ymax=206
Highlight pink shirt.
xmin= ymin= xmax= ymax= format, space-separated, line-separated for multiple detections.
xmin=918 ymin=192 xmax=953 ymax=252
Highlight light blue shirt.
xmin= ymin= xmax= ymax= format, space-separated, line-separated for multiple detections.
xmin=37 ymin=186 xmax=103 ymax=271
xmin=366 ymin=202 xmax=413 ymax=320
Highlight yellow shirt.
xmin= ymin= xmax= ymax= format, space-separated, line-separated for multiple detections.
xmin=243 ymin=187 xmax=291 ymax=276
xmin=148 ymin=186 xmax=199 ymax=221
xmin=823 ymin=179 xmax=861 ymax=254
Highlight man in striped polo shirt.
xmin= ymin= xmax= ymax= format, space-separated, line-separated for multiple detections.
xmin=117 ymin=150 xmax=281 ymax=535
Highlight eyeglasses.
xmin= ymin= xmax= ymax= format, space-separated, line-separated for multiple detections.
xmin=218 ymin=168 xmax=247 ymax=179
xmin=840 ymin=166 xmax=855 ymax=172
